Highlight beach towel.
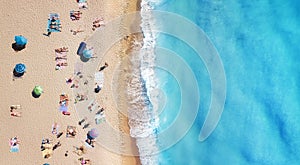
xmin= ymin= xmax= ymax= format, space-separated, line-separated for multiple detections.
xmin=47 ymin=13 xmax=61 ymax=32
xmin=9 ymin=138 xmax=20 ymax=152
xmin=55 ymin=51 xmax=67 ymax=70
xmin=42 ymin=145 xmax=53 ymax=159
xmin=51 ymin=123 xmax=59 ymax=135
xmin=10 ymin=144 xmax=19 ymax=152
xmin=95 ymin=113 xmax=105 ymax=125
xmin=94 ymin=72 xmax=104 ymax=88
xmin=59 ymin=105 xmax=68 ymax=112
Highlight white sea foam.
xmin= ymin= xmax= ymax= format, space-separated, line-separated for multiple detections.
xmin=126 ymin=0 xmax=161 ymax=164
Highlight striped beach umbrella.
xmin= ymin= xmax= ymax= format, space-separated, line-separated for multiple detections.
xmin=83 ymin=49 xmax=93 ymax=59
xmin=33 ymin=86 xmax=43 ymax=96
xmin=14 ymin=35 xmax=27 ymax=46
xmin=14 ymin=63 xmax=26 ymax=74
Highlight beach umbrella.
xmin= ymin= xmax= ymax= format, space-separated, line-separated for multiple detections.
xmin=88 ymin=128 xmax=99 ymax=139
xmin=83 ymin=49 xmax=93 ymax=59
xmin=33 ymin=86 xmax=43 ymax=96
xmin=14 ymin=63 xmax=26 ymax=73
xmin=14 ymin=35 xmax=27 ymax=46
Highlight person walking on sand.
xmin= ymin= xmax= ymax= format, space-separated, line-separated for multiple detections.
xmin=52 ymin=141 xmax=61 ymax=151
xmin=94 ymin=83 xmax=101 ymax=93
xmin=99 ymin=62 xmax=108 ymax=71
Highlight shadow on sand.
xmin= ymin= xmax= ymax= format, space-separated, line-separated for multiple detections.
xmin=13 ymin=69 xmax=25 ymax=77
xmin=32 ymin=91 xmax=41 ymax=98
xmin=12 ymin=43 xmax=26 ymax=51
xmin=80 ymin=55 xmax=91 ymax=62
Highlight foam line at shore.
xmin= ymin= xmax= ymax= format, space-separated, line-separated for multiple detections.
xmin=127 ymin=0 xmax=161 ymax=164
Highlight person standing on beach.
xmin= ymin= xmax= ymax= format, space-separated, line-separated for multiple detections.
xmin=94 ymin=84 xmax=101 ymax=93
xmin=99 ymin=62 xmax=108 ymax=71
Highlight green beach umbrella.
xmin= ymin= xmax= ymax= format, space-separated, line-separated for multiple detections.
xmin=33 ymin=86 xmax=43 ymax=95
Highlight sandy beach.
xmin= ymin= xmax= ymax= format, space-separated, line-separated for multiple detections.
xmin=0 ymin=0 xmax=141 ymax=164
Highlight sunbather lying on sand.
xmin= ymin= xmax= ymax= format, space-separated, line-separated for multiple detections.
xmin=56 ymin=63 xmax=68 ymax=70
xmin=56 ymin=62 xmax=68 ymax=67
xmin=55 ymin=57 xmax=67 ymax=61
xmin=10 ymin=137 xmax=21 ymax=146
xmin=79 ymin=157 xmax=91 ymax=165
xmin=71 ymin=29 xmax=84 ymax=35
xmin=52 ymin=122 xmax=59 ymax=135
xmin=55 ymin=47 xmax=68 ymax=52
xmin=10 ymin=109 xmax=22 ymax=117
xmin=50 ymin=26 xmax=62 ymax=31
xmin=67 ymin=127 xmax=77 ymax=137
xmin=76 ymin=93 xmax=88 ymax=101
xmin=85 ymin=138 xmax=95 ymax=147
xmin=92 ymin=17 xmax=105 ymax=30
xmin=73 ymin=145 xmax=87 ymax=156
xmin=70 ymin=11 xmax=82 ymax=21
xmin=10 ymin=105 xmax=22 ymax=117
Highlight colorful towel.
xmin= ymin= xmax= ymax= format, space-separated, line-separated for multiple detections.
xmin=55 ymin=51 xmax=67 ymax=70
xmin=47 ymin=13 xmax=61 ymax=32
xmin=10 ymin=145 xmax=19 ymax=152
xmin=95 ymin=113 xmax=105 ymax=125
xmin=9 ymin=138 xmax=20 ymax=152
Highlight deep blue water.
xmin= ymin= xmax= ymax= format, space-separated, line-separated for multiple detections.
xmin=153 ymin=0 xmax=300 ymax=164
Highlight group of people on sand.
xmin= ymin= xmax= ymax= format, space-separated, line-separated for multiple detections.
xmin=70 ymin=10 xmax=83 ymax=21
xmin=10 ymin=105 xmax=22 ymax=117
xmin=55 ymin=47 xmax=69 ymax=70
xmin=55 ymin=47 xmax=69 ymax=53
xmin=92 ymin=17 xmax=105 ymax=31
xmin=10 ymin=137 xmax=21 ymax=146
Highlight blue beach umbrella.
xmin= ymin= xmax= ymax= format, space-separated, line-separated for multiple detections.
xmin=14 ymin=63 xmax=26 ymax=73
xmin=83 ymin=49 xmax=93 ymax=59
xmin=14 ymin=35 xmax=27 ymax=46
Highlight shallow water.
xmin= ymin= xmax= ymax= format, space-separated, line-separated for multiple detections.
xmin=148 ymin=0 xmax=300 ymax=164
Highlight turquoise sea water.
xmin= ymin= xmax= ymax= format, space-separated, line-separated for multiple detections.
xmin=151 ymin=0 xmax=300 ymax=164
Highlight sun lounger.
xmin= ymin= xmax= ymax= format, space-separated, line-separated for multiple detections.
xmin=47 ymin=13 xmax=61 ymax=32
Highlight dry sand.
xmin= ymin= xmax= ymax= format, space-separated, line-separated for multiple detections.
xmin=0 ymin=0 xmax=141 ymax=164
